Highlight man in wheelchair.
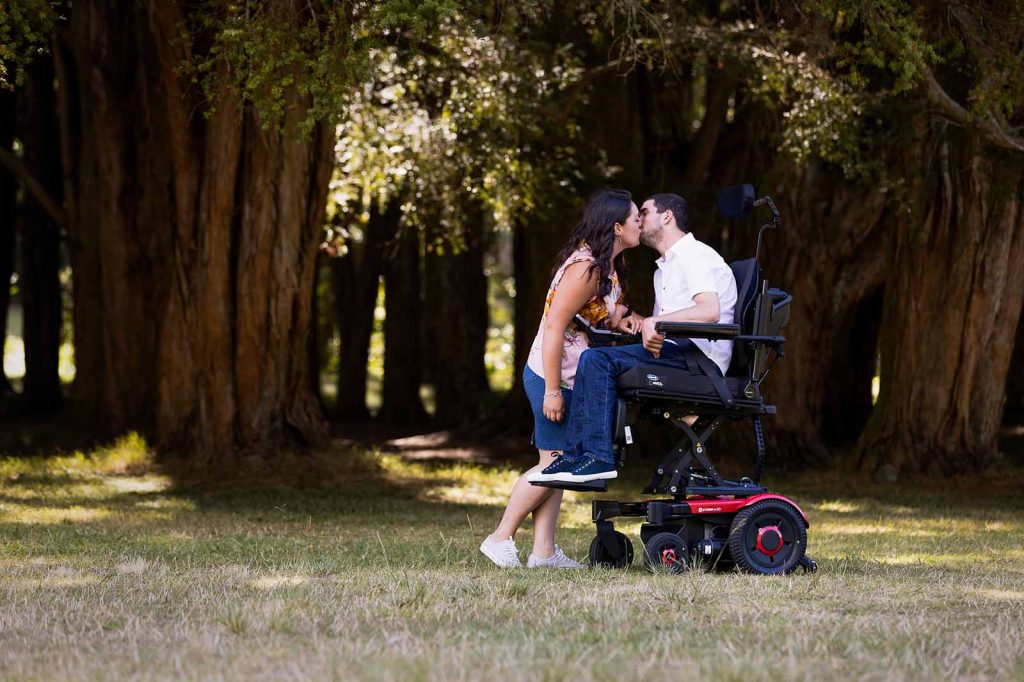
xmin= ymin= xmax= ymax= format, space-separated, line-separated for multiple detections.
xmin=529 ymin=192 xmax=738 ymax=485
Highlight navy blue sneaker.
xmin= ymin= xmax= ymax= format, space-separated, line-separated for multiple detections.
xmin=545 ymin=456 xmax=618 ymax=484
xmin=528 ymin=453 xmax=585 ymax=482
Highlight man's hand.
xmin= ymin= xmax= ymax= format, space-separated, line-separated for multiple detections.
xmin=642 ymin=316 xmax=664 ymax=357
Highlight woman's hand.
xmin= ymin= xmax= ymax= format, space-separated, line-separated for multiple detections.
xmin=542 ymin=391 xmax=565 ymax=423
xmin=618 ymin=313 xmax=643 ymax=335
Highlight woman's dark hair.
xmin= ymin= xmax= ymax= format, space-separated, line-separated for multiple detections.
xmin=552 ymin=188 xmax=632 ymax=301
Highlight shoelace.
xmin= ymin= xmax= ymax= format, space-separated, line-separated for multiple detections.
xmin=548 ymin=548 xmax=579 ymax=567
xmin=500 ymin=540 xmax=519 ymax=561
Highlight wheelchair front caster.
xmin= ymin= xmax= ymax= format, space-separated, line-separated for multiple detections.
xmin=588 ymin=531 xmax=633 ymax=569
xmin=642 ymin=532 xmax=689 ymax=574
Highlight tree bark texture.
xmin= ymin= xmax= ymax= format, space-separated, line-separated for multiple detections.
xmin=17 ymin=56 xmax=64 ymax=414
xmin=379 ymin=225 xmax=427 ymax=425
xmin=66 ymin=2 xmax=333 ymax=460
xmin=0 ymin=91 xmax=16 ymax=395
xmin=331 ymin=200 xmax=400 ymax=421
xmin=1005 ymin=311 xmax=1024 ymax=426
xmin=431 ymin=204 xmax=489 ymax=428
xmin=859 ymin=134 xmax=1024 ymax=477
xmin=750 ymin=166 xmax=889 ymax=466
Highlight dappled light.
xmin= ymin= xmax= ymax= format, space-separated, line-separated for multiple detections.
xmin=2 ymin=1 xmax=1023 ymax=679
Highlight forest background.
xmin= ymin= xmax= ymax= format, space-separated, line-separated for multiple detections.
xmin=2 ymin=0 xmax=1023 ymax=481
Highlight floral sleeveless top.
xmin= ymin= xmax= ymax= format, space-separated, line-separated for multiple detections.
xmin=526 ymin=246 xmax=624 ymax=389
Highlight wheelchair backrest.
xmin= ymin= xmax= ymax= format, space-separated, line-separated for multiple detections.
xmin=726 ymin=258 xmax=759 ymax=378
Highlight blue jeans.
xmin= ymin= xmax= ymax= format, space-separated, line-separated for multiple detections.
xmin=565 ymin=341 xmax=695 ymax=464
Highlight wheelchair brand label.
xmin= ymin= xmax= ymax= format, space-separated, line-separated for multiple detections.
xmin=645 ymin=373 xmax=664 ymax=387
xmin=624 ymin=425 xmax=633 ymax=445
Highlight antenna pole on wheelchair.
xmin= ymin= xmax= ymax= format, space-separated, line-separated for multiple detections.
xmin=753 ymin=195 xmax=781 ymax=265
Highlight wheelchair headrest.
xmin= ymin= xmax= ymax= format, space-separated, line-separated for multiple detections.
xmin=717 ymin=184 xmax=755 ymax=220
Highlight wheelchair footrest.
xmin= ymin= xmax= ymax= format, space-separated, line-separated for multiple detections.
xmin=531 ymin=480 xmax=609 ymax=493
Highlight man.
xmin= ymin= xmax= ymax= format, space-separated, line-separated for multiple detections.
xmin=528 ymin=193 xmax=737 ymax=485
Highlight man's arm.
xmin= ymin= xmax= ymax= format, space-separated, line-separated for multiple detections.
xmin=641 ymin=292 xmax=721 ymax=357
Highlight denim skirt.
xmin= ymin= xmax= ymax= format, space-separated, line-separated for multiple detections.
xmin=522 ymin=364 xmax=573 ymax=451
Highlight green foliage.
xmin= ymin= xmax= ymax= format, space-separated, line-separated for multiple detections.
xmin=0 ymin=0 xmax=58 ymax=90
xmin=325 ymin=8 xmax=595 ymax=253
xmin=180 ymin=0 xmax=458 ymax=131
xmin=812 ymin=0 xmax=1024 ymax=138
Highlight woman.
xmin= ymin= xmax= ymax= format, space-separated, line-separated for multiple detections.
xmin=480 ymin=189 xmax=642 ymax=568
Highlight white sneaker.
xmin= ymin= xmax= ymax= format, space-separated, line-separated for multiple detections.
xmin=527 ymin=546 xmax=584 ymax=569
xmin=480 ymin=535 xmax=521 ymax=568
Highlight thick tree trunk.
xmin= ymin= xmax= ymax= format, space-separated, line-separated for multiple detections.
xmin=1005 ymin=311 xmax=1024 ymax=426
xmin=331 ymin=200 xmax=400 ymax=421
xmin=738 ymin=170 xmax=889 ymax=467
xmin=0 ymin=91 xmax=16 ymax=396
xmin=432 ymin=204 xmax=489 ymax=428
xmin=66 ymin=1 xmax=333 ymax=460
xmin=859 ymin=135 xmax=1024 ymax=477
xmin=18 ymin=56 xmax=64 ymax=414
xmin=379 ymin=225 xmax=427 ymax=425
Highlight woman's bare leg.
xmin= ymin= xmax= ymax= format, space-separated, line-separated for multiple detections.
xmin=489 ymin=450 xmax=559 ymax=543
xmin=530 ymin=485 xmax=563 ymax=559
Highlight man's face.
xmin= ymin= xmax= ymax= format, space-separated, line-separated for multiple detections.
xmin=639 ymin=199 xmax=662 ymax=246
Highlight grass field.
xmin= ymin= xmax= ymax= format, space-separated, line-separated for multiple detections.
xmin=2 ymin=436 xmax=1023 ymax=681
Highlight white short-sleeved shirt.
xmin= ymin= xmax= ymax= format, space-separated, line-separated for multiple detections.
xmin=653 ymin=232 xmax=738 ymax=375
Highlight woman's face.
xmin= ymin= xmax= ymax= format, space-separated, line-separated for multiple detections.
xmin=616 ymin=202 xmax=642 ymax=249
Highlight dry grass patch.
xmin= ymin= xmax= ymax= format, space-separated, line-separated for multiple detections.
xmin=1 ymin=438 xmax=1023 ymax=680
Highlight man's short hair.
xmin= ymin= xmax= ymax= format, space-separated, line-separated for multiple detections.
xmin=649 ymin=193 xmax=689 ymax=233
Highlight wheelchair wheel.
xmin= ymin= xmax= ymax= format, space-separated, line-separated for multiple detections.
xmin=588 ymin=531 xmax=634 ymax=569
xmin=727 ymin=499 xmax=807 ymax=575
xmin=642 ymin=532 xmax=689 ymax=574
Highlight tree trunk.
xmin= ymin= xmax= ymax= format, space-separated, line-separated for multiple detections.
xmin=859 ymin=134 xmax=1024 ymax=477
xmin=17 ymin=56 xmax=64 ymax=415
xmin=0 ymin=91 xmax=16 ymax=396
xmin=331 ymin=200 xmax=400 ymax=421
xmin=1005 ymin=310 xmax=1024 ymax=426
xmin=733 ymin=167 xmax=890 ymax=468
xmin=432 ymin=203 xmax=489 ymax=428
xmin=379 ymin=225 xmax=427 ymax=425
xmin=66 ymin=1 xmax=333 ymax=460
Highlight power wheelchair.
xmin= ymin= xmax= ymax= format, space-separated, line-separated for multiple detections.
xmin=534 ymin=184 xmax=816 ymax=575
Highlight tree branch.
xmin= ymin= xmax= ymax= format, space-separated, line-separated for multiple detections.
xmin=918 ymin=63 xmax=1024 ymax=153
xmin=867 ymin=4 xmax=1024 ymax=154
xmin=0 ymin=147 xmax=68 ymax=229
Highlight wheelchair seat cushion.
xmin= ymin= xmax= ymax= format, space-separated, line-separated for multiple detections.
xmin=616 ymin=364 xmax=750 ymax=402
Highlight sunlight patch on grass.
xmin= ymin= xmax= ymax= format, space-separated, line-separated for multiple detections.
xmin=249 ymin=575 xmax=309 ymax=590
xmin=815 ymin=500 xmax=862 ymax=513
xmin=2 ymin=505 xmax=115 ymax=525
xmin=976 ymin=589 xmax=1024 ymax=602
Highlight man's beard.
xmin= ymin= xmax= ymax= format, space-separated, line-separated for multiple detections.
xmin=640 ymin=225 xmax=659 ymax=247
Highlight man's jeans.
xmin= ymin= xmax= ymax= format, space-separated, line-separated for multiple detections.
xmin=565 ymin=340 xmax=695 ymax=464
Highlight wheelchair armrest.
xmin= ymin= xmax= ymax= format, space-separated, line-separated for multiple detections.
xmin=573 ymin=314 xmax=640 ymax=346
xmin=736 ymin=334 xmax=785 ymax=347
xmin=655 ymin=321 xmax=740 ymax=340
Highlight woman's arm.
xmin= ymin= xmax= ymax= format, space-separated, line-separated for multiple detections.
xmin=540 ymin=261 xmax=600 ymax=422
